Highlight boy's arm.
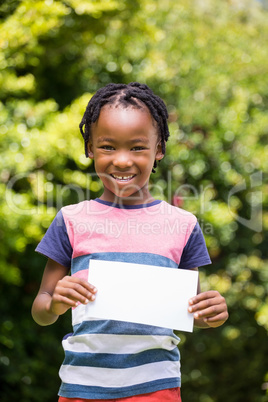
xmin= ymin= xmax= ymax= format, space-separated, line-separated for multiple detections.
xmin=31 ymin=258 xmax=97 ymax=326
xmin=188 ymin=268 xmax=228 ymax=329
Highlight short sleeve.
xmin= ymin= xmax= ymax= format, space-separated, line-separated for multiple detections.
xmin=178 ymin=221 xmax=211 ymax=269
xmin=35 ymin=210 xmax=73 ymax=268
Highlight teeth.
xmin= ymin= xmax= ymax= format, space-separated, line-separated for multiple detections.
xmin=112 ymin=175 xmax=134 ymax=180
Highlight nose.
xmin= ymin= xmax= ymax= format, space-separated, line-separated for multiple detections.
xmin=113 ymin=150 xmax=133 ymax=168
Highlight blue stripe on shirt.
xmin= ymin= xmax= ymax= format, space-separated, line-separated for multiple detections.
xmin=59 ymin=377 xmax=181 ymax=399
xmin=72 ymin=319 xmax=181 ymax=337
xmin=63 ymin=348 xmax=179 ymax=369
xmin=72 ymin=252 xmax=178 ymax=274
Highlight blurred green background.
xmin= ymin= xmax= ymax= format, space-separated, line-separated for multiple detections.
xmin=0 ymin=0 xmax=267 ymax=401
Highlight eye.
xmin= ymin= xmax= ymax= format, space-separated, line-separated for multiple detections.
xmin=100 ymin=145 xmax=114 ymax=150
xmin=132 ymin=146 xmax=147 ymax=151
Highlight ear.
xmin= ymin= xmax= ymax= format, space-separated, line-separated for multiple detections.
xmin=155 ymin=141 xmax=164 ymax=161
xmin=87 ymin=141 xmax=94 ymax=159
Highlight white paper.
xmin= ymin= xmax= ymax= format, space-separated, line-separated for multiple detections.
xmin=86 ymin=260 xmax=198 ymax=332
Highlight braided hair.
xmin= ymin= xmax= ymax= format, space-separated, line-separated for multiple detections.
xmin=79 ymin=82 xmax=170 ymax=172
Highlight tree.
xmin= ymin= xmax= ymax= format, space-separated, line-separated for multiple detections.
xmin=0 ymin=0 xmax=267 ymax=400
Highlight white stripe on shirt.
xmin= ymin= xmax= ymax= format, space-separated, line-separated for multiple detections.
xmin=62 ymin=333 xmax=179 ymax=355
xmin=59 ymin=360 xmax=181 ymax=387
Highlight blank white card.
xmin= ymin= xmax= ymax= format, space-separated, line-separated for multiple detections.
xmin=87 ymin=260 xmax=198 ymax=332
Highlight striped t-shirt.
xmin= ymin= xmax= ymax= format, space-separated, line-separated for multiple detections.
xmin=36 ymin=199 xmax=211 ymax=399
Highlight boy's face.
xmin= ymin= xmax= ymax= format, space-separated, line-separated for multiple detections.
xmin=87 ymin=105 xmax=164 ymax=205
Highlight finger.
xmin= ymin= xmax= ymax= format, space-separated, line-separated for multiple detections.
xmin=53 ymin=294 xmax=79 ymax=308
xmin=58 ymin=277 xmax=97 ymax=302
xmin=73 ymin=280 xmax=98 ymax=301
xmin=188 ymin=297 xmax=223 ymax=313
xmin=189 ymin=291 xmax=220 ymax=305
xmin=192 ymin=305 xmax=224 ymax=319
xmin=64 ymin=276 xmax=97 ymax=293
xmin=204 ymin=313 xmax=229 ymax=327
xmin=57 ymin=281 xmax=96 ymax=304
xmin=65 ymin=286 xmax=96 ymax=304
xmin=205 ymin=313 xmax=228 ymax=322
xmin=76 ymin=278 xmax=98 ymax=294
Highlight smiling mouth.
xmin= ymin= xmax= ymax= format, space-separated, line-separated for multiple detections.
xmin=111 ymin=174 xmax=136 ymax=182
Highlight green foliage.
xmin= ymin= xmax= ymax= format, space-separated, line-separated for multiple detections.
xmin=0 ymin=0 xmax=267 ymax=401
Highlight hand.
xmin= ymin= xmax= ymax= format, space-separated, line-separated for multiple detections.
xmin=47 ymin=276 xmax=97 ymax=316
xmin=188 ymin=290 xmax=228 ymax=328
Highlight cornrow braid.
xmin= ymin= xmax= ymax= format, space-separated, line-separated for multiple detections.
xmin=79 ymin=82 xmax=170 ymax=172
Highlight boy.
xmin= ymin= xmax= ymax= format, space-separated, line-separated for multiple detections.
xmin=32 ymin=82 xmax=228 ymax=401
